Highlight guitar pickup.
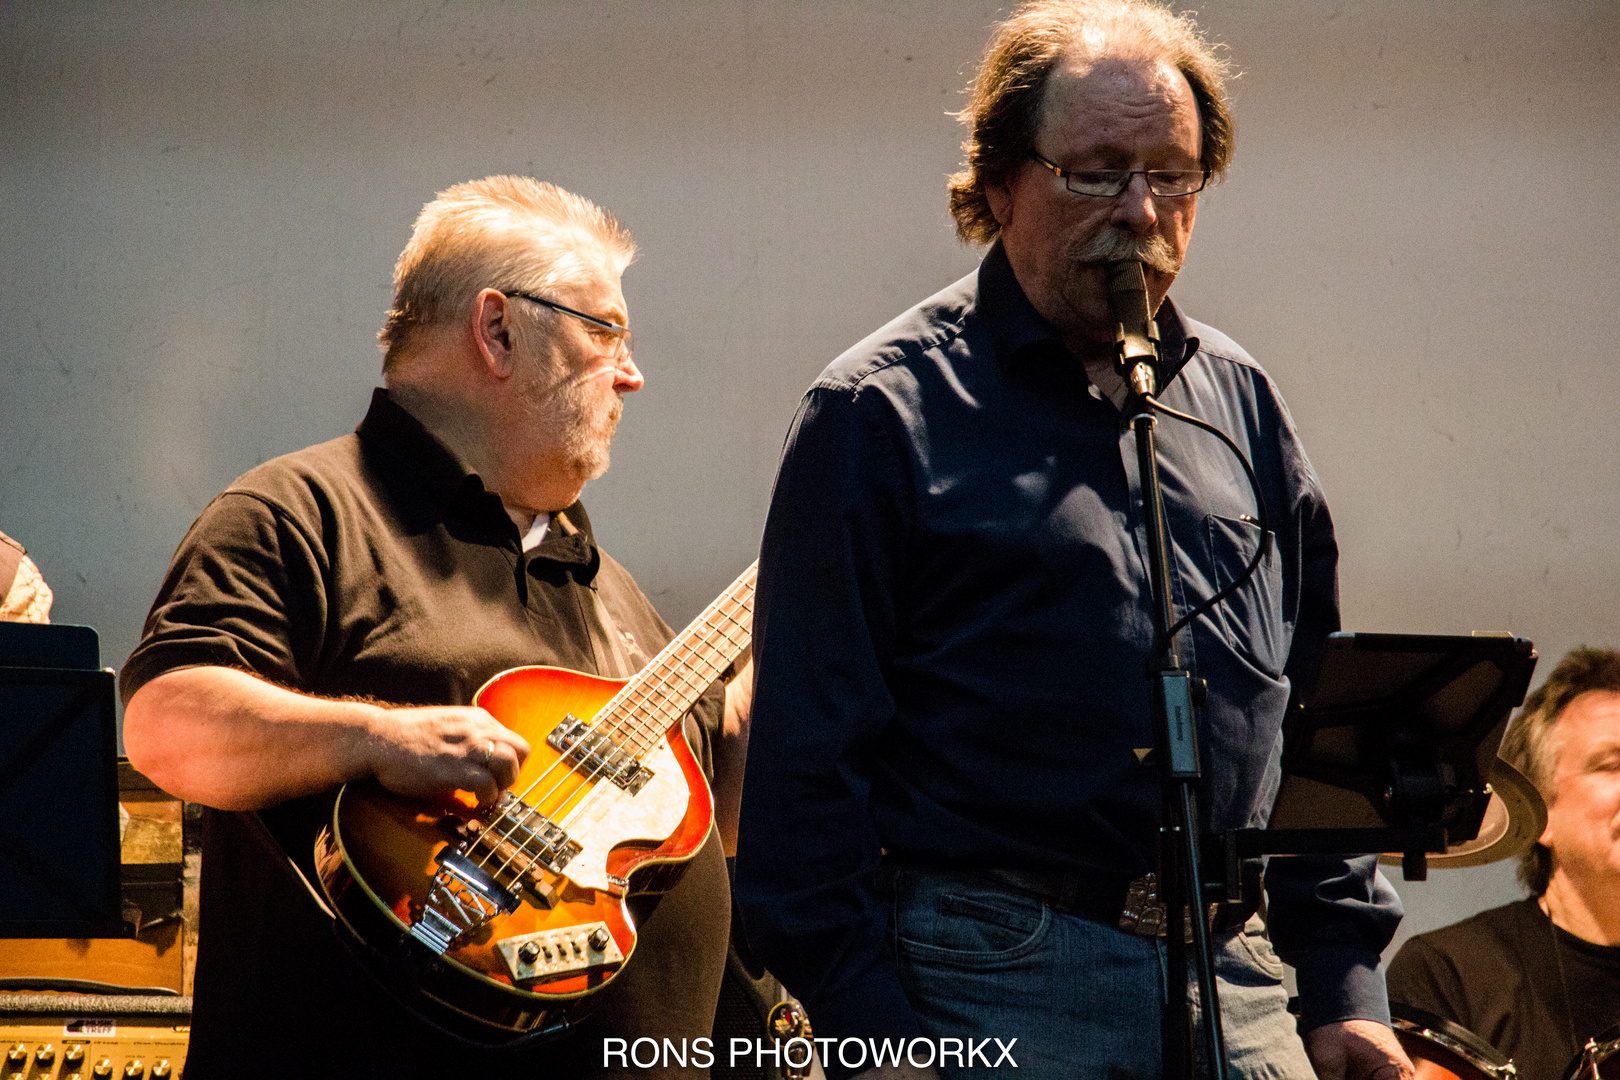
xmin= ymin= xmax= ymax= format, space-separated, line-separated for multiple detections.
xmin=496 ymin=922 xmax=623 ymax=985
xmin=547 ymin=715 xmax=653 ymax=794
xmin=465 ymin=793 xmax=582 ymax=878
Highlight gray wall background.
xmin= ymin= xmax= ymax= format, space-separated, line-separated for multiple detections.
xmin=4 ymin=2 xmax=1617 ymax=967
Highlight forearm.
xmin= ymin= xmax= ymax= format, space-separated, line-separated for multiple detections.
xmin=123 ymin=666 xmax=385 ymax=810
xmin=124 ymin=665 xmax=528 ymax=810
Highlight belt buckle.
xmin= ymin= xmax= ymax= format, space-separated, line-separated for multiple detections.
xmin=1117 ymin=872 xmax=1167 ymax=937
xmin=1119 ymin=872 xmax=1237 ymax=940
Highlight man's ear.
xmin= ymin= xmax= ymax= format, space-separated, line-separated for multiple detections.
xmin=471 ymin=289 xmax=517 ymax=378
xmin=984 ymin=178 xmax=1016 ymax=229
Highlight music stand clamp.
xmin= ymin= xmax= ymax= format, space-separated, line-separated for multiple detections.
xmin=1217 ymin=632 xmax=1538 ymax=886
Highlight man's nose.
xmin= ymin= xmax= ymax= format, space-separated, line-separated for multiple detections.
xmin=613 ymin=353 xmax=645 ymax=393
xmin=1111 ymin=173 xmax=1159 ymax=233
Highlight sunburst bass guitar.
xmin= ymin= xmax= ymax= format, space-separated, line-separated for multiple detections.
xmin=313 ymin=562 xmax=756 ymax=1039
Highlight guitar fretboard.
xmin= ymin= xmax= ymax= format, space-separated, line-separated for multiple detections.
xmin=593 ymin=561 xmax=757 ymax=759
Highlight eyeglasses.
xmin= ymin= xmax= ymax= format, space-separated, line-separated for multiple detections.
xmin=502 ymin=290 xmax=633 ymax=361
xmin=1031 ymin=153 xmax=1209 ymax=198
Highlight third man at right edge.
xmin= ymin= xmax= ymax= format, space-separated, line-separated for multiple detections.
xmin=1389 ymin=647 xmax=1620 ymax=1080
xmin=736 ymin=2 xmax=1414 ymax=1079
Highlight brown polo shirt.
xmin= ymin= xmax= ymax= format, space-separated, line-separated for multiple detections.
xmin=122 ymin=388 xmax=729 ymax=1078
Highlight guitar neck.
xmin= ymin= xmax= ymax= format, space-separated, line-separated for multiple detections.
xmin=596 ymin=561 xmax=757 ymax=760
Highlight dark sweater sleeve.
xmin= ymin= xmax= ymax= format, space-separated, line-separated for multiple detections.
xmin=734 ymin=386 xmax=924 ymax=1075
xmin=1262 ymin=416 xmax=1403 ymax=1031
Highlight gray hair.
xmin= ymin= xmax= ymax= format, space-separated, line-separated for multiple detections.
xmin=1498 ymin=646 xmax=1620 ymax=894
xmin=379 ymin=175 xmax=635 ymax=368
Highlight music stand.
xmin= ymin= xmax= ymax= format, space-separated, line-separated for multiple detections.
xmin=0 ymin=623 xmax=124 ymax=937
xmin=1220 ymin=632 xmax=1538 ymax=884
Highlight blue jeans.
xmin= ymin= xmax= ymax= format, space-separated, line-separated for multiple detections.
xmin=889 ymin=865 xmax=1315 ymax=1079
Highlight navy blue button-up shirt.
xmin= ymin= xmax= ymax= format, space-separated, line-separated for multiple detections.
xmin=736 ymin=244 xmax=1402 ymax=1053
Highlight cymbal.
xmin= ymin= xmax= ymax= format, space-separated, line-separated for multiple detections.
xmin=1379 ymin=758 xmax=1547 ymax=870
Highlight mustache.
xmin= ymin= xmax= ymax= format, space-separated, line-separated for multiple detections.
xmin=1072 ymin=229 xmax=1181 ymax=275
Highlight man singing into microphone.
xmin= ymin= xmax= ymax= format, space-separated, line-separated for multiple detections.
xmin=735 ymin=2 xmax=1410 ymax=1078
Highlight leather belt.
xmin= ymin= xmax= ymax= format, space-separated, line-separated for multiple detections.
xmin=964 ymin=866 xmax=1258 ymax=941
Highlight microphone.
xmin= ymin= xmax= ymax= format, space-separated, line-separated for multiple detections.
xmin=1107 ymin=260 xmax=1160 ymax=399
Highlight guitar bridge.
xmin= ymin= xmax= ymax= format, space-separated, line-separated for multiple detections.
xmin=411 ymin=794 xmax=584 ymax=954
xmin=410 ymin=850 xmax=520 ymax=954
xmin=547 ymin=715 xmax=653 ymax=794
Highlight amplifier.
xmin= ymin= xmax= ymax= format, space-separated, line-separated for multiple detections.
xmin=0 ymin=993 xmax=190 ymax=1079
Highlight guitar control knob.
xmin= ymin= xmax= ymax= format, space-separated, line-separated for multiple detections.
xmin=3 ymin=1046 xmax=23 ymax=1066
xmin=66 ymin=1043 xmax=86 ymax=1065
xmin=92 ymin=1059 xmax=113 ymax=1078
xmin=588 ymin=927 xmax=610 ymax=952
xmin=518 ymin=942 xmax=540 ymax=964
xmin=123 ymin=1060 xmax=147 ymax=1078
xmin=36 ymin=1044 xmax=56 ymax=1065
xmin=152 ymin=1061 xmax=173 ymax=1078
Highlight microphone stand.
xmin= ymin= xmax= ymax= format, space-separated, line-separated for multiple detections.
xmin=1108 ymin=260 xmax=1228 ymax=1080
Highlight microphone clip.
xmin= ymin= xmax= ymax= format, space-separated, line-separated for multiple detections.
xmin=1107 ymin=260 xmax=1161 ymax=399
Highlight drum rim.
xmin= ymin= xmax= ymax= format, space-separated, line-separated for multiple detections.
xmin=1561 ymin=1023 xmax=1620 ymax=1080
xmin=1390 ymin=1002 xmax=1514 ymax=1075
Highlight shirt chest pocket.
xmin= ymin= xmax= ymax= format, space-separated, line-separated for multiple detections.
xmin=1202 ymin=514 xmax=1286 ymax=678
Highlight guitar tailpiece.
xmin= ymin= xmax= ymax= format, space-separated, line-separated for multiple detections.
xmin=410 ymin=850 xmax=521 ymax=954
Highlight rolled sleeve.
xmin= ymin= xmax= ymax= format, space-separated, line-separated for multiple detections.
xmin=1266 ymin=853 xmax=1404 ymax=1030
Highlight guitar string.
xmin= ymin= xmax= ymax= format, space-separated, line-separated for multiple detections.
xmin=469 ymin=602 xmax=750 ymax=886
xmin=477 ymin=593 xmax=752 ymax=885
xmin=466 ymin=572 xmax=755 ymax=886
xmin=498 ymin=604 xmax=748 ymax=836
xmin=500 ymin=616 xmax=743 ymax=842
xmin=527 ymin=596 xmax=749 ymax=797
xmin=527 ymin=606 xmax=748 ymax=831
xmin=472 ymin=601 xmax=749 ymax=882
xmin=458 ymin=581 xmax=751 ymax=880
xmin=557 ymin=588 xmax=752 ymax=763
xmin=542 ymin=612 xmax=750 ymax=843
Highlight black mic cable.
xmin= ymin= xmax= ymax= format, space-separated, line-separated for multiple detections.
xmin=1106 ymin=259 xmax=1273 ymax=655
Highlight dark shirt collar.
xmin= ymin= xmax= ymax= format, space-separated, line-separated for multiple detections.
xmin=356 ymin=387 xmax=484 ymax=512
xmin=355 ymin=388 xmax=598 ymax=573
xmin=977 ymin=239 xmax=1200 ymax=386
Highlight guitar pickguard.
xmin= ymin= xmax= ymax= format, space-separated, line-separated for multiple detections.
xmin=558 ymin=733 xmax=689 ymax=893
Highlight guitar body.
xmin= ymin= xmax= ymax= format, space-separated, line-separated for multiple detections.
xmin=316 ymin=665 xmax=714 ymax=1038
